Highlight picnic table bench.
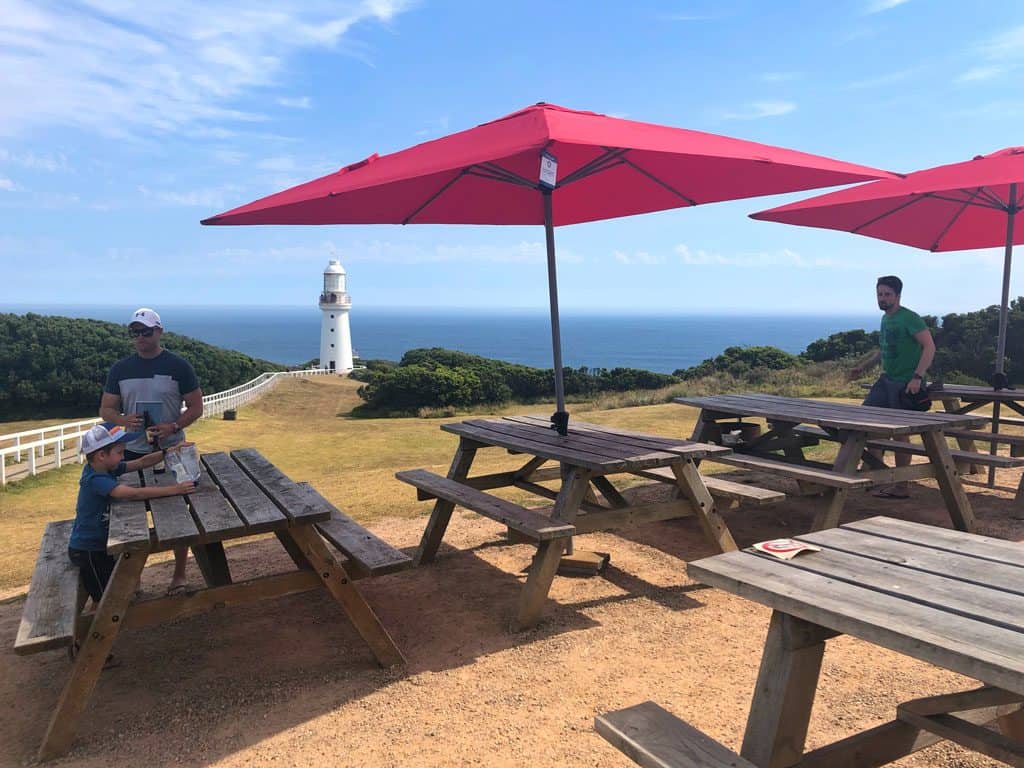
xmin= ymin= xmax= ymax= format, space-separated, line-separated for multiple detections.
xmin=599 ymin=516 xmax=1024 ymax=767
xmin=15 ymin=448 xmax=410 ymax=761
xmin=928 ymin=383 xmax=1024 ymax=509
xmin=675 ymin=393 xmax=990 ymax=532
xmin=398 ymin=415 xmax=739 ymax=630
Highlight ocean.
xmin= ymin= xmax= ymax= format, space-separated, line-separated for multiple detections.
xmin=4 ymin=304 xmax=876 ymax=374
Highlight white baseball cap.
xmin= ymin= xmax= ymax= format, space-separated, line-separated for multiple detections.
xmin=81 ymin=423 xmax=131 ymax=455
xmin=130 ymin=307 xmax=162 ymax=328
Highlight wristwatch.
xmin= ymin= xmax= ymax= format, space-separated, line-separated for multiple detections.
xmin=172 ymin=421 xmax=181 ymax=432
xmin=911 ymin=373 xmax=923 ymax=381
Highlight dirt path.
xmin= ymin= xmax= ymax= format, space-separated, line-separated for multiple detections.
xmin=3 ymin=474 xmax=1022 ymax=767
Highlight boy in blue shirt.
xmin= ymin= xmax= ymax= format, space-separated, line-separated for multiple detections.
xmin=69 ymin=423 xmax=194 ymax=602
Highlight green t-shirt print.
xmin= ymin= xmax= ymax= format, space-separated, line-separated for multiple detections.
xmin=880 ymin=306 xmax=928 ymax=382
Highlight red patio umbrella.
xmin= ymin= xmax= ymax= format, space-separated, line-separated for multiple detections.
xmin=751 ymin=147 xmax=1024 ymax=388
xmin=203 ymin=102 xmax=892 ymax=434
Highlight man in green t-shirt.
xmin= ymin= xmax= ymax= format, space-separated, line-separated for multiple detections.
xmin=850 ymin=275 xmax=935 ymax=498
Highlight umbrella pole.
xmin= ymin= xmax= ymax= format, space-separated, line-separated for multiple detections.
xmin=542 ymin=188 xmax=569 ymax=435
xmin=995 ymin=183 xmax=1017 ymax=382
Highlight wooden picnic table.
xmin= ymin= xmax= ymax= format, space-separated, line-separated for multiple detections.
xmin=688 ymin=516 xmax=1024 ymax=767
xmin=930 ymin=384 xmax=1024 ymax=499
xmin=397 ymin=415 xmax=734 ymax=630
xmin=674 ymin=393 xmax=994 ymax=532
xmin=23 ymin=448 xmax=409 ymax=761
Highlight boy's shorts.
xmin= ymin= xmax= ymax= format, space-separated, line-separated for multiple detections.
xmin=68 ymin=548 xmax=117 ymax=602
xmin=862 ymin=374 xmax=909 ymax=409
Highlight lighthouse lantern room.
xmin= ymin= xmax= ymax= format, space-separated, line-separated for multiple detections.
xmin=318 ymin=259 xmax=353 ymax=373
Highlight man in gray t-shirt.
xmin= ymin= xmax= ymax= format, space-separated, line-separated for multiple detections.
xmin=99 ymin=307 xmax=203 ymax=594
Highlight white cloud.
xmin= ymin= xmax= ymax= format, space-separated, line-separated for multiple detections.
xmin=866 ymin=0 xmax=909 ymax=12
xmin=0 ymin=0 xmax=415 ymax=138
xmin=0 ymin=149 xmax=70 ymax=172
xmin=718 ymin=101 xmax=796 ymax=120
xmin=954 ymin=25 xmax=1024 ymax=84
xmin=0 ymin=177 xmax=15 ymax=191
xmin=613 ymin=250 xmax=665 ymax=265
xmin=137 ymin=184 xmax=241 ymax=208
xmin=955 ymin=66 xmax=1004 ymax=83
xmin=277 ymin=96 xmax=312 ymax=109
xmin=845 ymin=68 xmax=919 ymax=90
xmin=675 ymin=243 xmax=841 ymax=268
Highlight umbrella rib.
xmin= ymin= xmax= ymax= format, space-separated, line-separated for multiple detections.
xmin=402 ymin=164 xmax=536 ymax=224
xmin=929 ymin=190 xmax=982 ymax=251
xmin=930 ymin=188 xmax=1007 ymax=211
xmin=850 ymin=194 xmax=933 ymax=234
xmin=558 ymin=148 xmax=629 ymax=186
xmin=620 ymin=156 xmax=699 ymax=206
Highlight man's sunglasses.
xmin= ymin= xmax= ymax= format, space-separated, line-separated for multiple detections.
xmin=128 ymin=327 xmax=156 ymax=338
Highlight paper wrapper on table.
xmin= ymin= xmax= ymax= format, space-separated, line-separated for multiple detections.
xmin=165 ymin=442 xmax=201 ymax=484
xmin=751 ymin=538 xmax=821 ymax=560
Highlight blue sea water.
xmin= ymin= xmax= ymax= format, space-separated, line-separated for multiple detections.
xmin=3 ymin=304 xmax=876 ymax=374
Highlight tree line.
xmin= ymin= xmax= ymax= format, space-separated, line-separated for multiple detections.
xmin=0 ymin=313 xmax=285 ymax=420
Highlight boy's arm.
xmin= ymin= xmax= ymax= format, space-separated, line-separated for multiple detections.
xmin=124 ymin=449 xmax=165 ymax=473
xmin=109 ymin=479 xmax=194 ymax=500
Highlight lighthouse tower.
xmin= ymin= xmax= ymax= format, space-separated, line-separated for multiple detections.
xmin=318 ymin=259 xmax=353 ymax=374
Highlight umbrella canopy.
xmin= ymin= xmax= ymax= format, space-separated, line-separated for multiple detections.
xmin=751 ymin=147 xmax=1024 ymax=383
xmin=203 ymin=102 xmax=893 ymax=433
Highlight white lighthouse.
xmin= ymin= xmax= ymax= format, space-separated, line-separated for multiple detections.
xmin=318 ymin=259 xmax=353 ymax=374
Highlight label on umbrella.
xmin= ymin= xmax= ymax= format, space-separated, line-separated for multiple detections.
xmin=539 ymin=151 xmax=558 ymax=189
xmin=751 ymin=538 xmax=821 ymax=560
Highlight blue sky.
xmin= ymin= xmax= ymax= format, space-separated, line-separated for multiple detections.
xmin=2 ymin=0 xmax=1023 ymax=315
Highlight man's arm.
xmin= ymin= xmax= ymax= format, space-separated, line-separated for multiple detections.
xmin=849 ymin=349 xmax=881 ymax=380
xmin=152 ymin=387 xmax=203 ymax=440
xmin=99 ymin=392 xmax=143 ymax=431
xmin=905 ymin=329 xmax=936 ymax=394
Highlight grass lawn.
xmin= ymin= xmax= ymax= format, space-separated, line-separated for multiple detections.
xmin=0 ymin=376 xmax=850 ymax=592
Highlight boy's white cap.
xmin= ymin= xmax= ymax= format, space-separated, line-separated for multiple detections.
xmin=130 ymin=307 xmax=162 ymax=328
xmin=81 ymin=423 xmax=130 ymax=455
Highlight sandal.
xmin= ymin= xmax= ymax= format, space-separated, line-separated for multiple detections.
xmin=165 ymin=583 xmax=188 ymax=597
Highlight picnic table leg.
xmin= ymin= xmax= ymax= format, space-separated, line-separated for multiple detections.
xmin=921 ymin=431 xmax=977 ymax=533
xmin=989 ymin=401 xmax=1002 ymax=487
xmin=415 ymin=439 xmax=478 ymax=566
xmin=39 ymin=550 xmax=148 ymax=762
xmin=740 ymin=611 xmax=832 ymax=768
xmin=811 ymin=432 xmax=866 ymax=531
xmin=513 ymin=467 xmax=590 ymax=631
xmin=191 ymin=541 xmax=232 ymax=587
xmin=670 ymin=459 xmax=737 ymax=552
xmin=941 ymin=397 xmax=982 ymax=474
xmin=286 ymin=524 xmax=405 ymax=667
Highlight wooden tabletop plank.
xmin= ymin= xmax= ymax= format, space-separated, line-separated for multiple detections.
xmin=768 ymin=544 xmax=1024 ymax=632
xmin=476 ymin=417 xmax=679 ymax=462
xmin=842 ymin=516 xmax=1024 ymax=568
xmin=142 ymin=468 xmax=201 ymax=549
xmin=799 ymin=527 xmax=1024 ymax=595
xmin=187 ymin=468 xmax=247 ymax=539
xmin=687 ymin=393 xmax=982 ymax=428
xmin=108 ymin=470 xmax=151 ymax=555
xmin=230 ymin=448 xmax=330 ymax=524
xmin=675 ymin=394 xmax=988 ymax=434
xmin=688 ymin=550 xmax=1024 ymax=695
xmin=933 ymin=385 xmax=1024 ymax=403
xmin=202 ymin=452 xmax=287 ymax=533
xmin=508 ymin=415 xmax=731 ymax=459
xmin=443 ymin=421 xmax=625 ymax=471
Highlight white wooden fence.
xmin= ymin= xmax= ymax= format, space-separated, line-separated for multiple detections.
xmin=0 ymin=368 xmax=333 ymax=486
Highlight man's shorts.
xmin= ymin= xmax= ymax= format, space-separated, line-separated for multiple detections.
xmin=863 ymin=374 xmax=909 ymax=409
